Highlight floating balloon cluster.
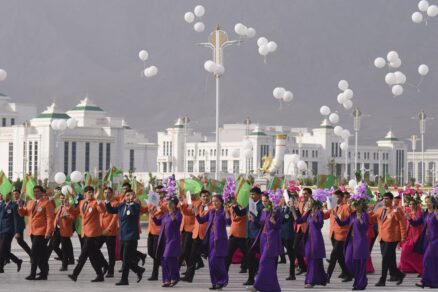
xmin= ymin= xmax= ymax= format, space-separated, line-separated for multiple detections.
xmin=257 ymin=37 xmax=277 ymax=62
xmin=374 ymin=51 xmax=406 ymax=96
xmin=204 ymin=60 xmax=225 ymax=76
xmin=272 ymin=87 xmax=294 ymax=103
xmin=411 ymin=0 xmax=438 ymax=24
xmin=138 ymin=50 xmax=158 ymax=78
xmin=184 ymin=5 xmax=206 ymax=32
xmin=0 ymin=69 xmax=6 ymax=81
xmin=336 ymin=80 xmax=354 ymax=110
xmin=319 ymin=105 xmax=340 ymax=125
xmin=234 ymin=23 xmax=256 ymax=39
xmin=334 ymin=124 xmax=351 ymax=150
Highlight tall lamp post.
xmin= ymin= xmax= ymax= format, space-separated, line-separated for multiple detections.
xmin=199 ymin=26 xmax=241 ymax=180
xmin=183 ymin=116 xmax=190 ymax=178
xmin=409 ymin=134 xmax=418 ymax=181
xmin=352 ymin=108 xmax=362 ymax=172
xmin=418 ymin=111 xmax=426 ymax=185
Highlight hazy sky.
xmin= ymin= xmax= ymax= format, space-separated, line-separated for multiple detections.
xmin=0 ymin=0 xmax=437 ymax=148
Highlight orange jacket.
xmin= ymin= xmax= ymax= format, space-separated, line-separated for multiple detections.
xmin=19 ymin=198 xmax=55 ymax=237
xmin=180 ymin=199 xmax=196 ymax=233
xmin=71 ymin=199 xmax=106 ymax=238
xmin=229 ymin=205 xmax=247 ymax=238
xmin=100 ymin=197 xmax=119 ymax=237
xmin=186 ymin=200 xmax=212 ymax=240
xmin=324 ymin=203 xmax=351 ymax=241
xmin=370 ymin=206 xmax=407 ymax=242
xmin=295 ymin=198 xmax=309 ymax=233
xmin=140 ymin=202 xmax=163 ymax=236
xmin=53 ymin=205 xmax=76 ymax=237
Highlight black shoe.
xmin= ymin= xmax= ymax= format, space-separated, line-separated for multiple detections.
xmin=118 ymin=268 xmax=123 ymax=273
xmin=91 ymin=275 xmax=104 ymax=282
xmin=17 ymin=259 xmax=23 ymax=272
xmin=0 ymin=268 xmax=4 ymax=273
xmin=137 ymin=267 xmax=145 ymax=283
xmin=296 ymin=269 xmax=306 ymax=276
xmin=35 ymin=275 xmax=47 ymax=280
xmin=148 ymin=275 xmax=159 ymax=281
xmin=278 ymin=259 xmax=287 ymax=264
xmin=25 ymin=275 xmax=36 ymax=280
xmin=352 ymin=288 xmax=365 ymax=291
xmin=54 ymin=257 xmax=62 ymax=261
xmin=102 ymin=265 xmax=109 ymax=276
xmin=106 ymin=272 xmax=114 ymax=278
xmin=140 ymin=254 xmax=146 ymax=266
xmin=216 ymin=284 xmax=224 ymax=290
xmin=375 ymin=281 xmax=385 ymax=287
xmin=286 ymin=275 xmax=296 ymax=280
xmin=68 ymin=259 xmax=75 ymax=265
xmin=116 ymin=281 xmax=129 ymax=286
xmin=195 ymin=262 xmax=204 ymax=270
xmin=388 ymin=276 xmax=397 ymax=282
xmin=180 ymin=276 xmax=192 ymax=283
xmin=396 ymin=273 xmax=406 ymax=285
xmin=169 ymin=280 xmax=179 ymax=287
xmin=209 ymin=286 xmax=217 ymax=290
xmin=162 ymin=283 xmax=171 ymax=287
xmin=415 ymin=282 xmax=425 ymax=288
xmin=338 ymin=272 xmax=347 ymax=279
xmin=243 ymin=280 xmax=254 ymax=286
xmin=239 ymin=268 xmax=247 ymax=273
xmin=59 ymin=267 xmax=68 ymax=272
xmin=68 ymin=274 xmax=77 ymax=282
xmin=342 ymin=276 xmax=353 ymax=282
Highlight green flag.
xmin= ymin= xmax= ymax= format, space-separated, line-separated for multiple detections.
xmin=316 ymin=175 xmax=335 ymax=188
xmin=236 ymin=178 xmax=252 ymax=208
xmin=267 ymin=176 xmax=284 ymax=191
xmin=21 ymin=174 xmax=37 ymax=200
xmin=0 ymin=170 xmax=13 ymax=196
xmin=207 ymin=179 xmax=225 ymax=194
xmin=84 ymin=172 xmax=93 ymax=186
xmin=178 ymin=178 xmax=203 ymax=195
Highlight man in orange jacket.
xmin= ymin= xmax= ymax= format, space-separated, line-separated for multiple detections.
xmin=370 ymin=192 xmax=406 ymax=287
xmin=293 ymin=187 xmax=311 ymax=275
xmin=225 ymin=201 xmax=247 ymax=273
xmin=68 ymin=186 xmax=107 ymax=282
xmin=178 ymin=192 xmax=196 ymax=268
xmin=18 ymin=185 xmax=55 ymax=280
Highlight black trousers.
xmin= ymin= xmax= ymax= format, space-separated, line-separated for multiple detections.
xmin=179 ymin=230 xmax=193 ymax=266
xmin=148 ymin=233 xmax=161 ymax=278
xmin=327 ymin=236 xmax=350 ymax=278
xmin=293 ymin=231 xmax=306 ymax=271
xmin=282 ymin=238 xmax=296 ymax=276
xmin=30 ymin=235 xmax=49 ymax=277
xmin=120 ymin=240 xmax=143 ymax=282
xmin=184 ymin=237 xmax=204 ymax=281
xmin=72 ymin=236 xmax=104 ymax=277
xmin=379 ymin=241 xmax=403 ymax=282
xmin=0 ymin=233 xmax=14 ymax=268
xmin=98 ymin=236 xmax=116 ymax=273
xmin=246 ymin=237 xmax=260 ymax=282
xmin=16 ymin=231 xmax=31 ymax=256
xmin=226 ymin=236 xmax=248 ymax=271
xmin=47 ymin=229 xmax=63 ymax=261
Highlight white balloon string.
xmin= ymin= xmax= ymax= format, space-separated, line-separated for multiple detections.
xmin=425 ymin=16 xmax=429 ymax=26
xmin=140 ymin=70 xmax=144 ymax=78
xmin=279 ymin=100 xmax=283 ymax=110
xmin=416 ymin=76 xmax=424 ymax=92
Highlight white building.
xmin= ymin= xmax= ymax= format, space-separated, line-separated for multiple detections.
xmin=153 ymin=117 xmax=408 ymax=183
xmin=0 ymin=94 xmax=157 ymax=181
xmin=407 ymin=149 xmax=438 ymax=184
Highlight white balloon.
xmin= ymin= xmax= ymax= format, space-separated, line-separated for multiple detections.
xmin=385 ymin=72 xmax=397 ymax=85
xmin=138 ymin=50 xmax=149 ymax=61
xmin=282 ymin=91 xmax=294 ymax=102
xmin=258 ymin=45 xmax=269 ymax=56
xmin=329 ymin=113 xmax=340 ymax=124
xmin=297 ymin=160 xmax=307 ymax=170
xmin=394 ymin=71 xmax=406 ymax=84
xmin=389 ymin=58 xmax=401 ymax=68
xmin=337 ymin=93 xmax=347 ymax=104
xmin=243 ymin=139 xmax=253 ymax=150
xmin=193 ymin=22 xmax=205 ymax=32
xmin=234 ymin=23 xmax=248 ymax=36
xmin=144 ymin=67 xmax=151 ymax=78
xmin=246 ymin=27 xmax=256 ymax=38
xmin=419 ymin=0 xmax=430 ymax=12
xmin=70 ymin=171 xmax=83 ymax=183
xmin=412 ymin=11 xmax=424 ymax=23
xmin=204 ymin=60 xmax=216 ymax=73
xmin=148 ymin=65 xmax=158 ymax=76
xmin=348 ymin=179 xmax=357 ymax=189
xmin=343 ymin=99 xmax=353 ymax=110
xmin=0 ymin=69 xmax=7 ymax=81
xmin=427 ymin=5 xmax=438 ymax=17
xmin=338 ymin=80 xmax=349 ymax=91
xmin=184 ymin=12 xmax=195 ymax=23
xmin=273 ymin=87 xmax=286 ymax=100
xmin=343 ymin=89 xmax=354 ymax=99
xmin=194 ymin=5 xmax=205 ymax=17
xmin=214 ymin=64 xmax=225 ymax=75
xmin=231 ymin=149 xmax=240 ymax=158
xmin=58 ymin=119 xmax=67 ymax=131
xmin=386 ymin=51 xmax=399 ymax=62
xmin=267 ymin=41 xmax=278 ymax=53
xmin=341 ymin=129 xmax=351 ymax=139
xmin=320 ymin=105 xmax=331 ymax=116
xmin=54 ymin=172 xmax=66 ymax=185
xmin=418 ymin=64 xmax=429 ymax=76
xmin=257 ymin=37 xmax=268 ymax=47
xmin=392 ymin=84 xmax=404 ymax=96
xmin=340 ymin=142 xmax=349 ymax=151
xmin=51 ymin=119 xmax=59 ymax=130
xmin=374 ymin=57 xmax=386 ymax=68
xmin=334 ymin=126 xmax=343 ymax=136
xmin=290 ymin=153 xmax=300 ymax=163
xmin=67 ymin=118 xmax=77 ymax=129
xmin=61 ymin=185 xmax=73 ymax=196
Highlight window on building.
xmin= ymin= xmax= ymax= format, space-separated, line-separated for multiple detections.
xmin=312 ymin=161 xmax=318 ymax=176
xmin=163 ymin=162 xmax=167 ymax=173
xmin=187 ymin=149 xmax=190 ymax=156
xmin=316 ymin=150 xmax=318 ymax=158
xmin=225 ymin=149 xmax=228 ymax=156
xmin=191 ymin=149 xmax=194 ymax=156
xmin=10 ymin=118 xmax=15 ymax=126
xmin=162 ymin=142 xmax=166 ymax=156
xmin=169 ymin=142 xmax=172 ymax=156
xmin=98 ymin=143 xmax=103 ymax=179
xmin=210 ymin=149 xmax=213 ymax=156
xmin=34 ymin=141 xmax=38 ymax=175
xmin=106 ymin=143 xmax=111 ymax=170
xmin=187 ymin=160 xmax=194 ymax=173
xmin=71 ymin=142 xmax=76 ymax=172
xmin=358 ymin=152 xmax=361 ymax=159
xmin=28 ymin=141 xmax=33 ymax=174
xmin=64 ymin=141 xmax=69 ymax=175
xmin=233 ymin=160 xmax=239 ymax=174
xmin=8 ymin=142 xmax=13 ymax=178
xmin=373 ymin=163 xmax=379 ymax=177
xmin=199 ymin=160 xmax=205 ymax=172
xmin=349 ymin=151 xmax=351 ymax=159
xmin=129 ymin=149 xmax=135 ymax=171
xmin=2 ymin=118 xmax=6 ymax=127
xmin=331 ymin=142 xmax=335 ymax=157
xmin=85 ymin=142 xmax=90 ymax=172
xmin=199 ymin=149 xmax=202 ymax=156
xmin=169 ymin=162 xmax=172 ymax=172
xmin=210 ymin=160 xmax=216 ymax=173
xmin=222 ymin=160 xmax=228 ymax=173
xmin=221 ymin=149 xmax=224 ymax=156
xmin=214 ymin=149 xmax=216 ymax=156
xmin=202 ymin=149 xmax=205 ymax=156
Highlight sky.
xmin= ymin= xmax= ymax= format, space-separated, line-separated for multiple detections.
xmin=0 ymin=0 xmax=437 ymax=148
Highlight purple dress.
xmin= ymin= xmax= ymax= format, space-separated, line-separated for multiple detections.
xmin=410 ymin=211 xmax=438 ymax=288
xmin=153 ymin=210 xmax=182 ymax=283
xmin=196 ymin=208 xmax=228 ymax=287
xmin=336 ymin=212 xmax=369 ymax=290
xmin=253 ymin=208 xmax=283 ymax=292
xmin=296 ymin=209 xmax=327 ymax=286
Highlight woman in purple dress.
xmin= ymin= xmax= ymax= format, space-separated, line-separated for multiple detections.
xmin=195 ymin=194 xmax=228 ymax=290
xmin=408 ymin=195 xmax=438 ymax=288
xmin=152 ymin=196 xmax=182 ymax=287
xmin=248 ymin=191 xmax=283 ymax=292
xmin=291 ymin=188 xmax=328 ymax=289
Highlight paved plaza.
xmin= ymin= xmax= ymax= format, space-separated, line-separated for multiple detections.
xmin=0 ymin=224 xmax=423 ymax=291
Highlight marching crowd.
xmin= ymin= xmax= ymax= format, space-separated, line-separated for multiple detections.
xmin=0 ymin=179 xmax=438 ymax=291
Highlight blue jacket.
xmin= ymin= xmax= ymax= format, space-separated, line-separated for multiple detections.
xmin=247 ymin=200 xmax=264 ymax=239
xmin=14 ymin=199 xmax=26 ymax=232
xmin=106 ymin=201 xmax=140 ymax=241
xmin=0 ymin=201 xmax=19 ymax=234
xmin=280 ymin=206 xmax=295 ymax=240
